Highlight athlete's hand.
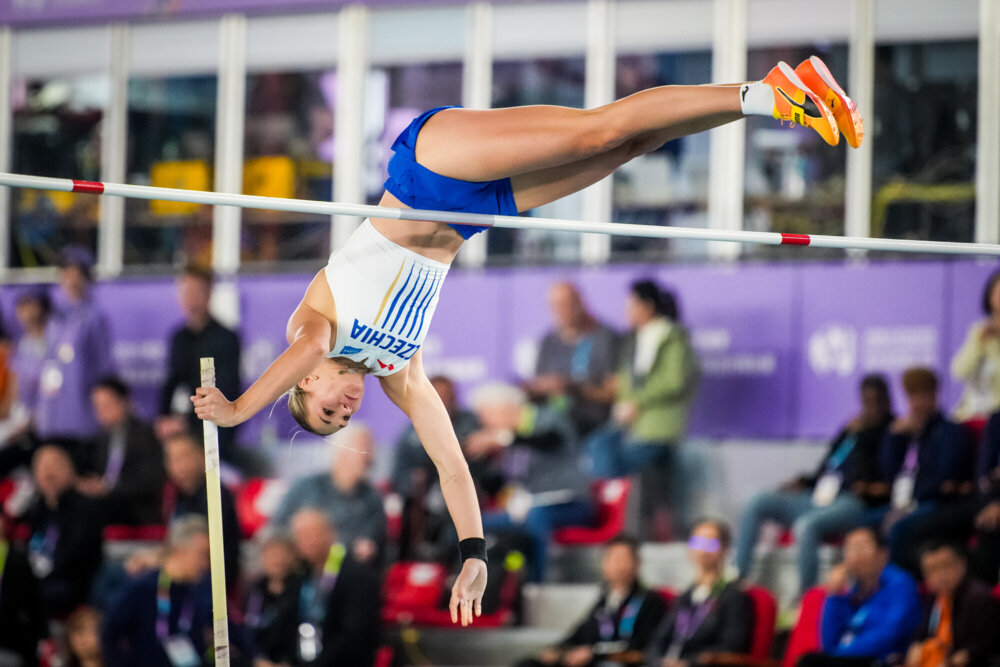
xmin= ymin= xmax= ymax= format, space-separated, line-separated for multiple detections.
xmin=191 ymin=387 xmax=239 ymax=427
xmin=449 ymin=558 xmax=487 ymax=627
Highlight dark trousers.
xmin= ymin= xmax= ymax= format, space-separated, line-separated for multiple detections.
xmin=973 ymin=526 xmax=1000 ymax=585
xmin=798 ymin=652 xmax=881 ymax=667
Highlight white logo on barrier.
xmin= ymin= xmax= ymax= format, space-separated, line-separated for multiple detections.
xmin=808 ymin=324 xmax=857 ymax=377
xmin=692 ymin=327 xmax=776 ymax=377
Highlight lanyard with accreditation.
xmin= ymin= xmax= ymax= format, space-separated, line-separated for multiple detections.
xmin=299 ymin=543 xmax=347 ymax=663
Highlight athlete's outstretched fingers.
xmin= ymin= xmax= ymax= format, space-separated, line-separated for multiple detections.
xmin=475 ymin=596 xmax=482 ymax=618
xmin=449 ymin=590 xmax=459 ymax=625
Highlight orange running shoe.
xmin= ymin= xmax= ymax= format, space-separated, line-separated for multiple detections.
xmin=795 ymin=55 xmax=864 ymax=148
xmin=761 ymin=60 xmax=840 ymax=146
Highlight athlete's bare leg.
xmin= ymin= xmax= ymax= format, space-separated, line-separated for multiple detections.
xmin=414 ymin=85 xmax=743 ymax=183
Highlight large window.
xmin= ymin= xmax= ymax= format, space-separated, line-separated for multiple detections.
xmin=125 ymin=75 xmax=217 ymax=267
xmin=743 ymin=45 xmax=849 ymax=259
xmin=9 ymin=74 xmax=106 ymax=268
xmin=612 ymin=51 xmax=712 ymax=261
xmin=242 ymin=71 xmax=336 ymax=265
xmin=870 ymin=40 xmax=977 ymax=243
xmin=488 ymin=57 xmax=586 ymax=264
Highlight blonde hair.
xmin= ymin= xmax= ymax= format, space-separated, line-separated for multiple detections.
xmin=287 ymin=357 xmax=370 ymax=434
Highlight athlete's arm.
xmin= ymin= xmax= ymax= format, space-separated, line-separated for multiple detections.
xmin=379 ymin=351 xmax=487 ymax=626
xmin=192 ymin=300 xmax=331 ymax=427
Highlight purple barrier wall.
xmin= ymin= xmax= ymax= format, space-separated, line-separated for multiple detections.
xmin=1 ymin=259 xmax=995 ymax=449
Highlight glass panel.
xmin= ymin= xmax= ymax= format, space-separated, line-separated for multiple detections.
xmin=743 ymin=45 xmax=849 ymax=260
xmin=9 ymin=74 xmax=106 ymax=268
xmin=125 ymin=75 xmax=217 ymax=267
xmin=242 ymin=71 xmax=336 ymax=265
xmin=365 ymin=62 xmax=464 ymax=207
xmin=611 ymin=51 xmax=712 ymax=261
xmin=870 ymin=41 xmax=977 ymax=243
xmin=489 ymin=57 xmax=586 ymax=264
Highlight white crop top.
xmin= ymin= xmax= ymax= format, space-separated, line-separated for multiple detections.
xmin=324 ymin=219 xmax=449 ymax=376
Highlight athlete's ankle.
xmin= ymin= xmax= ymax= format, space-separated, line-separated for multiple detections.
xmin=739 ymin=81 xmax=775 ymax=117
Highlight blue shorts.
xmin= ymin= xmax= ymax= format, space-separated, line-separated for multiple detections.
xmin=384 ymin=106 xmax=518 ymax=239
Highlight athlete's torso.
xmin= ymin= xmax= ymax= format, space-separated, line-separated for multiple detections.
xmin=325 ymin=219 xmax=450 ymax=376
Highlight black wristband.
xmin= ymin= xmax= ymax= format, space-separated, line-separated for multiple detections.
xmin=459 ymin=537 xmax=488 ymax=564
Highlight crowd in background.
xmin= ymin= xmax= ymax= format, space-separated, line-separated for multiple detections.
xmin=0 ymin=246 xmax=997 ymax=666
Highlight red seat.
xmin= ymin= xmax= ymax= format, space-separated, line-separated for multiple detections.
xmin=234 ymin=478 xmax=288 ymax=539
xmin=782 ymin=587 xmax=827 ymax=667
xmin=553 ymin=478 xmax=630 ymax=545
xmin=745 ymin=585 xmax=778 ymax=660
xmin=103 ymin=525 xmax=167 ymax=542
xmin=963 ymin=417 xmax=987 ymax=446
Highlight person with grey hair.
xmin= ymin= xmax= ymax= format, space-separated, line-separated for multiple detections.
xmin=467 ymin=382 xmax=593 ymax=582
xmin=270 ymin=423 xmax=387 ymax=566
xmin=101 ymin=516 xmax=218 ymax=666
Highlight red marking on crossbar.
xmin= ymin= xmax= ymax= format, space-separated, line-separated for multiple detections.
xmin=780 ymin=233 xmax=811 ymax=246
xmin=72 ymin=180 xmax=105 ymax=195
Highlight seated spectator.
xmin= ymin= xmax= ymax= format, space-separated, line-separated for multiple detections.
xmin=972 ymin=410 xmax=1000 ymax=585
xmin=516 ymin=534 xmax=667 ymax=667
xmin=587 ymin=280 xmax=699 ymax=540
xmin=737 ymin=374 xmax=893 ymax=595
xmin=525 ymin=282 xmax=621 ymax=438
xmin=391 ymin=376 xmax=478 ymax=560
xmin=64 ymin=606 xmax=104 ymax=667
xmin=244 ymin=532 xmax=302 ymax=666
xmin=102 ymin=517 xmax=221 ymax=666
xmin=270 ymin=423 xmax=387 ymax=566
xmin=860 ymin=368 xmax=976 ymax=575
xmin=78 ymin=377 xmax=165 ymax=526
xmin=162 ymin=431 xmax=241 ymax=585
xmin=0 ymin=514 xmax=44 ymax=665
xmin=646 ymin=519 xmax=752 ymax=667
xmin=468 ymin=382 xmax=592 ymax=582
xmin=280 ymin=508 xmax=381 ymax=665
xmin=26 ymin=444 xmax=104 ymax=619
xmin=905 ymin=541 xmax=1000 ymax=667
xmin=159 ymin=264 xmax=242 ymax=466
xmin=800 ymin=526 xmax=921 ymax=667
xmin=950 ymin=270 xmax=1000 ymax=421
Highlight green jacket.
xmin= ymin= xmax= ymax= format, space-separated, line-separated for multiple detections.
xmin=618 ymin=321 xmax=700 ymax=444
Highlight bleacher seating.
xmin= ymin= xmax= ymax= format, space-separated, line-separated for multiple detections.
xmin=553 ymin=478 xmax=630 ymax=545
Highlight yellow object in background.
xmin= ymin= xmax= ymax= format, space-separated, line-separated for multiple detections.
xmin=150 ymin=160 xmax=211 ymax=216
xmin=243 ymin=156 xmax=295 ymax=199
xmin=19 ymin=189 xmax=77 ymax=213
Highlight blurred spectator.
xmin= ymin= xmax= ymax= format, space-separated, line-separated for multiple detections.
xmin=468 ymin=382 xmax=592 ymax=582
xmin=281 ymin=508 xmax=381 ymax=666
xmin=587 ymin=280 xmax=699 ymax=540
xmin=516 ymin=534 xmax=667 ymax=667
xmin=0 ymin=514 xmax=44 ymax=666
xmin=26 ymin=444 xmax=104 ymax=619
xmin=244 ymin=533 xmax=303 ymax=666
xmin=162 ymin=431 xmax=241 ymax=584
xmin=270 ymin=423 xmax=386 ymax=566
xmin=34 ymin=247 xmax=114 ymax=449
xmin=525 ymin=282 xmax=621 ymax=437
xmin=588 ymin=280 xmax=699 ymax=477
xmin=158 ymin=264 xmax=241 ymax=463
xmin=860 ymin=368 xmax=976 ymax=574
xmin=950 ymin=270 xmax=1000 ymax=421
xmin=78 ymin=377 xmax=165 ymax=525
xmin=11 ymin=288 xmax=51 ymax=422
xmin=971 ymin=410 xmax=1000 ymax=584
xmin=736 ymin=374 xmax=894 ymax=595
xmin=905 ymin=541 xmax=1000 ymax=667
xmin=102 ymin=517 xmax=215 ymax=666
xmin=802 ymin=526 xmax=921 ymax=667
xmin=646 ymin=519 xmax=753 ymax=667
xmin=391 ymin=375 xmax=478 ymax=561
xmin=64 ymin=606 xmax=104 ymax=667
xmin=0 ymin=313 xmax=15 ymax=426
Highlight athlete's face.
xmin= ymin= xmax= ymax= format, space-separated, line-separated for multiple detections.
xmin=299 ymin=360 xmax=366 ymax=435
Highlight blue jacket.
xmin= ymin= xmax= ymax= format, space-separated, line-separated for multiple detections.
xmin=879 ymin=413 xmax=975 ymax=504
xmin=821 ymin=563 xmax=921 ymax=659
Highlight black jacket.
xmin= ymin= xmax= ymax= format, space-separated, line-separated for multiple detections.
xmin=90 ymin=415 xmax=166 ymax=525
xmin=25 ymin=488 xmax=105 ymax=618
xmin=270 ymin=554 xmax=382 ymax=666
xmin=647 ymin=581 xmax=753 ymax=664
xmin=913 ymin=576 xmax=1000 ymax=667
xmin=560 ymin=583 xmax=667 ymax=655
xmin=244 ymin=572 xmax=304 ymax=665
xmin=165 ymin=482 xmax=242 ymax=584
xmin=803 ymin=417 xmax=892 ymax=496
xmin=0 ymin=543 xmax=44 ymax=665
